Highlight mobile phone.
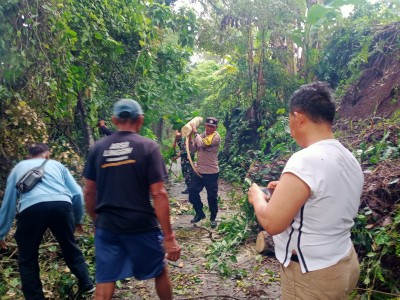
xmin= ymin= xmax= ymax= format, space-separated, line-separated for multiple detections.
xmin=260 ymin=187 xmax=271 ymax=197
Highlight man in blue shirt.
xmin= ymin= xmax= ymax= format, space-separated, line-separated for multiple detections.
xmin=0 ymin=143 xmax=94 ymax=299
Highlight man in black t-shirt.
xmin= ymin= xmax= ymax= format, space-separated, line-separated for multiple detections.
xmin=83 ymin=99 xmax=180 ymax=300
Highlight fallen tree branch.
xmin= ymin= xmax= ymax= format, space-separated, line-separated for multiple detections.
xmin=2 ymin=242 xmax=61 ymax=250
xmin=193 ymin=225 xmax=215 ymax=242
xmin=180 ymin=295 xmax=242 ymax=300
xmin=355 ymin=287 xmax=400 ymax=298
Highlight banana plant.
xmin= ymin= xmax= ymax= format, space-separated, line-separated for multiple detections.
xmin=292 ymin=0 xmax=366 ymax=78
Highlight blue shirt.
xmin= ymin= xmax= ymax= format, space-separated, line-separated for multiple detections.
xmin=0 ymin=158 xmax=84 ymax=240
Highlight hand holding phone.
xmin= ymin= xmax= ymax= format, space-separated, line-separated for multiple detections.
xmin=260 ymin=187 xmax=271 ymax=198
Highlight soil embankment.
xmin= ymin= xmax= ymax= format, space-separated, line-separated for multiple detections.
xmin=339 ymin=22 xmax=400 ymax=119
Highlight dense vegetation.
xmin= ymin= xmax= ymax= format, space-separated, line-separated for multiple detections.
xmin=1 ymin=0 xmax=399 ymax=299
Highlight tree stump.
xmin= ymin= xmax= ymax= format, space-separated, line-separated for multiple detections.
xmin=255 ymin=231 xmax=275 ymax=254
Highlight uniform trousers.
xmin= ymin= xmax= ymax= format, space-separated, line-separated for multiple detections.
xmin=188 ymin=172 xmax=219 ymax=220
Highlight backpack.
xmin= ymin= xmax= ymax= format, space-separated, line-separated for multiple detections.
xmin=15 ymin=159 xmax=48 ymax=194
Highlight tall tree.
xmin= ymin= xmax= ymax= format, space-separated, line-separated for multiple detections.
xmin=190 ymin=0 xmax=304 ymax=156
xmin=0 ymin=0 xmax=197 ymax=184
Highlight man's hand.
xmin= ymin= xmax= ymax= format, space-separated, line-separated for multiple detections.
xmin=190 ymin=123 xmax=197 ymax=134
xmin=164 ymin=237 xmax=181 ymax=262
xmin=248 ymin=183 xmax=268 ymax=205
xmin=0 ymin=240 xmax=7 ymax=250
xmin=97 ymin=119 xmax=106 ymax=128
xmin=150 ymin=182 xmax=181 ymax=261
xmin=267 ymin=180 xmax=279 ymax=191
xmin=175 ymin=130 xmax=182 ymax=138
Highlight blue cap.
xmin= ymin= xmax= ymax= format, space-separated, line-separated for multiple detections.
xmin=113 ymin=99 xmax=143 ymax=119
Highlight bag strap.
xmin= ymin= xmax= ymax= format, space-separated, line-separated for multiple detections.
xmin=33 ymin=159 xmax=49 ymax=170
xmin=15 ymin=159 xmax=49 ymax=199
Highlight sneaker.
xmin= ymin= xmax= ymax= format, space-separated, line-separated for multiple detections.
xmin=190 ymin=212 xmax=205 ymax=224
xmin=210 ymin=220 xmax=217 ymax=228
xmin=181 ymin=188 xmax=189 ymax=194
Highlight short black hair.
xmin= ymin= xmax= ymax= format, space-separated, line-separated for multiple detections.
xmin=289 ymin=81 xmax=335 ymax=124
xmin=28 ymin=143 xmax=50 ymax=157
xmin=118 ymin=111 xmax=132 ymax=119
xmin=114 ymin=115 xmax=139 ymax=125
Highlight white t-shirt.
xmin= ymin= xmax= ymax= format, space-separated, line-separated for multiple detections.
xmin=273 ymin=139 xmax=364 ymax=273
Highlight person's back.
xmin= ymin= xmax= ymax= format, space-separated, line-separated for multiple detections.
xmin=0 ymin=143 xmax=94 ymax=300
xmin=9 ymin=158 xmax=82 ymax=213
xmin=83 ymin=99 xmax=180 ymax=300
xmin=85 ymin=131 xmax=163 ymax=232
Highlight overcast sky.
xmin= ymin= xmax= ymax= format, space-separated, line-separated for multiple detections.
xmin=172 ymin=1 xmax=384 ymax=18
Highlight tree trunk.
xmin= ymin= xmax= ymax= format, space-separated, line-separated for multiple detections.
xmin=247 ymin=24 xmax=258 ymax=126
xmin=76 ymin=91 xmax=94 ymax=151
xmin=287 ymin=39 xmax=297 ymax=75
xmin=157 ymin=117 xmax=163 ymax=142
xmin=255 ymin=28 xmax=266 ymax=127
xmin=222 ymin=113 xmax=233 ymax=157
xmin=255 ymin=231 xmax=275 ymax=254
xmin=306 ymin=0 xmax=323 ymax=9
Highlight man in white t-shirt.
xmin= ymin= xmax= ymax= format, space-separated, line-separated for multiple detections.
xmin=248 ymin=81 xmax=364 ymax=299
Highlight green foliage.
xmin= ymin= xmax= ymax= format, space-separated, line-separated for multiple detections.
xmin=0 ymin=1 xmax=197 ymax=295
xmin=291 ymin=0 xmax=365 ymax=79
xmin=219 ymin=116 xmax=257 ymax=182
xmin=258 ymin=115 xmax=299 ymax=160
xmin=0 ymin=228 xmax=96 ymax=299
xmin=355 ymin=130 xmax=400 ymax=165
xmin=332 ymin=117 xmax=400 ymax=299
xmin=166 ymin=111 xmax=201 ymax=131
xmin=316 ymin=17 xmax=372 ymax=87
xmin=0 ymin=263 xmax=21 ymax=299
xmin=0 ymin=0 xmax=198 ymax=191
xmin=352 ymin=205 xmax=400 ymax=298
xmin=161 ymin=144 xmax=177 ymax=167
xmin=205 ymin=189 xmax=256 ymax=277
xmin=0 ymin=0 xmax=399 ymax=297
xmin=1 ymin=101 xmax=49 ymax=161
xmin=191 ymin=0 xmax=305 ymax=167
xmin=190 ymin=59 xmax=243 ymax=122
xmin=315 ymin=1 xmax=400 ymax=88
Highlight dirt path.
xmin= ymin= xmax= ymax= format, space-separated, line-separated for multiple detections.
xmin=114 ymin=162 xmax=281 ymax=299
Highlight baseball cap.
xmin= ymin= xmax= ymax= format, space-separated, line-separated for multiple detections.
xmin=113 ymin=99 xmax=144 ymax=119
xmin=205 ymin=117 xmax=218 ymax=126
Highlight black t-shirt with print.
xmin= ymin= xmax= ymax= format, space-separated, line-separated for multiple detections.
xmin=83 ymin=131 xmax=168 ymax=233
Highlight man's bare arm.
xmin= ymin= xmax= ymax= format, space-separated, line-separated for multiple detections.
xmin=150 ymin=181 xmax=181 ymax=261
xmin=83 ymin=179 xmax=97 ymax=222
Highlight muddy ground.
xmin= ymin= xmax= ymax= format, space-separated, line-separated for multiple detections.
xmin=113 ymin=161 xmax=281 ymax=300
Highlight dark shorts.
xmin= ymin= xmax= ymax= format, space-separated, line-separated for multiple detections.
xmin=95 ymin=228 xmax=165 ymax=283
